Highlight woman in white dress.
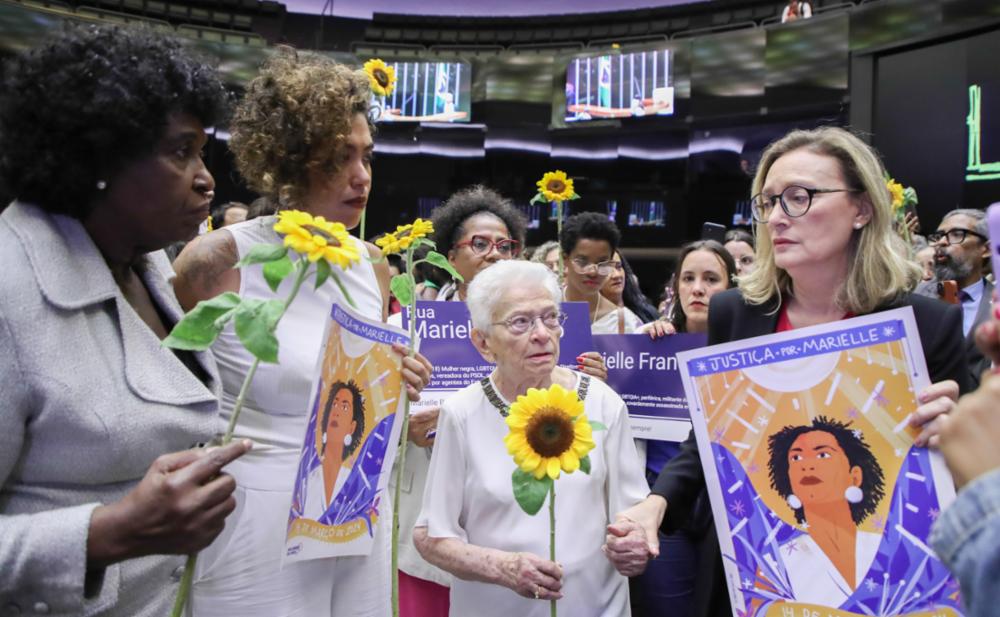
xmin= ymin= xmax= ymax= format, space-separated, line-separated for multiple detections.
xmin=560 ymin=212 xmax=644 ymax=334
xmin=173 ymin=50 xmax=432 ymax=617
xmin=413 ymin=260 xmax=650 ymax=616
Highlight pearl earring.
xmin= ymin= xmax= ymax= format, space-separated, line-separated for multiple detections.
xmin=853 ymin=222 xmax=863 ymax=229
xmin=322 ymin=433 xmax=327 ymax=445
xmin=96 ymin=180 xmax=107 ymax=190
xmin=343 ymin=434 xmax=352 ymax=447
xmin=845 ymin=486 xmax=863 ymax=504
xmin=787 ymin=494 xmax=802 ymax=510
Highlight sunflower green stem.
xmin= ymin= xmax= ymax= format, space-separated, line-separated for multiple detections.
xmin=555 ymin=201 xmax=564 ymax=289
xmin=359 ymin=208 xmax=367 ymax=243
xmin=549 ymin=482 xmax=557 ymax=617
xmin=391 ymin=248 xmax=419 ymax=617
xmin=171 ymin=259 xmax=317 ymax=617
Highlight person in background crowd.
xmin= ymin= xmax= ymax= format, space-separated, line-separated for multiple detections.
xmin=606 ymin=126 xmax=970 ymax=617
xmin=916 ymin=244 xmax=936 ymax=282
xmin=0 ymin=24 xmax=250 ymax=616
xmin=246 ymin=195 xmax=277 ymax=220
xmin=724 ymin=228 xmax=756 ymax=277
xmin=916 ymin=208 xmax=993 ymax=386
xmin=781 ymin=0 xmax=812 ymax=22
xmin=412 ymin=244 xmax=449 ymax=301
xmin=629 ymin=240 xmax=736 ymax=617
xmin=530 ymin=239 xmax=561 ymax=274
xmin=602 ymin=250 xmax=661 ymax=324
xmin=173 ymin=49 xmax=432 ymax=617
xmin=562 ymin=212 xmax=644 ymax=334
xmin=414 ymin=260 xmax=649 ymax=617
xmin=212 ymin=201 xmax=249 ymax=230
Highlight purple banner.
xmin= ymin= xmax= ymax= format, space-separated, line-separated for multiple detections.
xmin=687 ymin=319 xmax=906 ymax=377
xmin=592 ymin=333 xmax=705 ymax=441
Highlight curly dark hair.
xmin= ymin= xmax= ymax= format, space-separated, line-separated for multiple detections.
xmin=667 ymin=240 xmax=736 ymax=333
xmin=431 ymin=185 xmax=528 ymax=257
xmin=229 ymin=48 xmax=371 ymax=208
xmin=767 ymin=416 xmax=886 ymax=525
xmin=321 ymin=380 xmax=366 ymax=461
xmin=559 ymin=211 xmax=620 ymax=256
xmin=0 ymin=24 xmax=229 ymax=217
xmin=616 ymin=252 xmax=660 ymax=323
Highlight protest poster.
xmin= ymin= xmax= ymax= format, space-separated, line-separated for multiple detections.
xmin=285 ymin=302 xmax=410 ymax=562
xmin=591 ymin=333 xmax=706 ymax=441
xmin=402 ymin=300 xmax=594 ymax=412
xmin=676 ymin=307 xmax=963 ymax=617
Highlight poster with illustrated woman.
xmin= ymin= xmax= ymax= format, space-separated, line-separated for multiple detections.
xmin=676 ymin=307 xmax=965 ymax=617
xmin=285 ymin=302 xmax=410 ymax=562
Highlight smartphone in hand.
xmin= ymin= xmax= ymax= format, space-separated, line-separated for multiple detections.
xmin=701 ymin=222 xmax=727 ymax=244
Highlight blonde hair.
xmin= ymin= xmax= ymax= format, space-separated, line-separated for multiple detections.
xmin=229 ymin=47 xmax=371 ymax=208
xmin=740 ymin=127 xmax=920 ymax=313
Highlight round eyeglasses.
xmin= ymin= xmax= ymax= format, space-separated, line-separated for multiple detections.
xmin=569 ymin=257 xmax=616 ymax=276
xmin=492 ymin=311 xmax=568 ymax=335
xmin=750 ymin=185 xmax=862 ymax=222
xmin=454 ymin=235 xmax=521 ymax=257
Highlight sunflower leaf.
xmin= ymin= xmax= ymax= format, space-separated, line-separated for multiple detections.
xmin=530 ymin=193 xmax=547 ymax=206
xmin=233 ymin=298 xmax=284 ymax=363
xmin=235 ymin=243 xmax=287 ymax=268
xmin=512 ymin=469 xmax=552 ymax=516
xmin=589 ymin=420 xmax=607 ymax=431
xmin=424 ymin=251 xmax=464 ymax=283
xmin=162 ymin=292 xmax=241 ymax=351
xmin=262 ymin=255 xmax=294 ymax=293
xmin=579 ymin=455 xmax=591 ymax=475
xmin=314 ymin=258 xmax=331 ymax=289
xmin=391 ymin=273 xmax=413 ymax=306
xmin=568 ymin=192 xmax=581 ymax=201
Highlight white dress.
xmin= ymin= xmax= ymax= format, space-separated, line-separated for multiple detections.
xmin=417 ymin=373 xmax=648 ymax=617
xmin=190 ymin=216 xmax=390 ymax=617
xmin=591 ymin=306 xmax=644 ymax=335
xmin=781 ymin=530 xmax=881 ymax=607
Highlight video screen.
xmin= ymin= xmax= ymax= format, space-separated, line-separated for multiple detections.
xmin=606 ymin=200 xmax=618 ymax=222
xmin=371 ymin=60 xmax=471 ymax=123
xmin=520 ymin=203 xmax=542 ymax=229
xmin=548 ymin=202 xmax=573 ymax=221
xmin=628 ymin=200 xmax=666 ymax=227
xmin=732 ymin=199 xmax=753 ymax=227
xmin=565 ymin=49 xmax=675 ymax=122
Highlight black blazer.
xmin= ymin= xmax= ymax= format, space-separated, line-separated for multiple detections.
xmin=914 ymin=278 xmax=994 ymax=388
xmin=650 ymin=288 xmax=970 ymax=617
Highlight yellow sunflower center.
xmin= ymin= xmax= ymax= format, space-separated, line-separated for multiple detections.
xmin=546 ymin=179 xmax=567 ymax=194
xmin=304 ymin=224 xmax=343 ymax=247
xmin=373 ymin=68 xmax=390 ymax=87
xmin=524 ymin=407 xmax=575 ymax=458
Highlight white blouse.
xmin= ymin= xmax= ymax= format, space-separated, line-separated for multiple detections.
xmin=417 ymin=372 xmax=648 ymax=617
xmin=591 ymin=306 xmax=644 ymax=335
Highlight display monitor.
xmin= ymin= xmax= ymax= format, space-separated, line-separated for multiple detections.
xmin=370 ymin=60 xmax=471 ymax=123
xmin=565 ymin=49 xmax=675 ymax=122
xmin=520 ymin=203 xmax=542 ymax=230
xmin=628 ymin=200 xmax=666 ymax=227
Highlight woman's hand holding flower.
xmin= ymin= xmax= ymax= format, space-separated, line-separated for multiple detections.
xmin=503 ymin=551 xmax=564 ymax=601
xmin=392 ymin=342 xmax=433 ymax=401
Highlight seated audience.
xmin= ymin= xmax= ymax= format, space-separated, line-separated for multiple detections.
xmin=413 ymin=260 xmax=649 ymax=616
xmin=781 ymin=0 xmax=813 ymax=22
xmin=530 ymin=239 xmax=561 ymax=274
xmin=0 ymin=24 xmax=248 ymax=616
xmin=723 ymin=228 xmax=756 ymax=277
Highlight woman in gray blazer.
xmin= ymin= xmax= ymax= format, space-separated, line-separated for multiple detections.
xmin=0 ymin=25 xmax=249 ymax=616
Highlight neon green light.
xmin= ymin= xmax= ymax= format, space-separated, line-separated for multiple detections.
xmin=967 ymin=84 xmax=1000 ymax=182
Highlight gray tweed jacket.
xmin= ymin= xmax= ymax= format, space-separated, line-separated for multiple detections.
xmin=0 ymin=202 xmax=222 ymax=616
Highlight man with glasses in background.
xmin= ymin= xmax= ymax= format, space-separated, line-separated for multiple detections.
xmin=917 ymin=208 xmax=993 ymax=386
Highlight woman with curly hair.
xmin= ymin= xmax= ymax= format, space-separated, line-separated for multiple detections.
xmin=0 ymin=24 xmax=250 ymax=616
xmin=173 ymin=49 xmax=432 ymax=616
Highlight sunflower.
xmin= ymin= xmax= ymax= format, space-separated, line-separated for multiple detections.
xmin=363 ymin=59 xmax=396 ymax=97
xmin=886 ymin=178 xmax=905 ymax=211
xmin=536 ymin=170 xmax=577 ymax=203
xmin=504 ymin=384 xmax=595 ymax=480
xmin=376 ymin=218 xmax=434 ymax=255
xmin=273 ymin=210 xmax=361 ymax=269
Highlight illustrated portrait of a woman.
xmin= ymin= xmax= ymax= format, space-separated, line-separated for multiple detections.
xmin=303 ymin=380 xmax=367 ymax=520
xmin=767 ymin=416 xmax=886 ymax=607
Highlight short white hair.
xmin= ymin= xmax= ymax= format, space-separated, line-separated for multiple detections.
xmin=466 ymin=260 xmax=561 ymax=331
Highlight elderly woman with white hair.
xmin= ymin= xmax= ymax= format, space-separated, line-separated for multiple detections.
xmin=413 ymin=260 xmax=650 ymax=616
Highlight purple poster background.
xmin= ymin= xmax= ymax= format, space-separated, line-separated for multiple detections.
xmin=403 ymin=300 xmax=593 ymax=410
xmin=591 ymin=333 xmax=706 ymax=441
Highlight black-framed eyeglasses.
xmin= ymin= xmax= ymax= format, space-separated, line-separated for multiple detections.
xmin=927 ymin=228 xmax=988 ymax=245
xmin=750 ymin=185 xmax=863 ymax=222
xmin=569 ymin=257 xmax=616 ymax=276
xmin=455 ymin=235 xmax=521 ymax=257
xmin=492 ymin=310 xmax=568 ymax=335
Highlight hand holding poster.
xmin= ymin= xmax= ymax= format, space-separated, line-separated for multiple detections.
xmin=676 ymin=308 xmax=963 ymax=617
xmin=286 ymin=302 xmax=410 ymax=562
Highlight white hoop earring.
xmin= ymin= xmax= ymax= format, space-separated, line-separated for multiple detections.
xmin=787 ymin=494 xmax=802 ymax=510
xmin=845 ymin=486 xmax=863 ymax=504
xmin=343 ymin=434 xmax=352 ymax=447
xmin=96 ymin=180 xmax=107 ymax=190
